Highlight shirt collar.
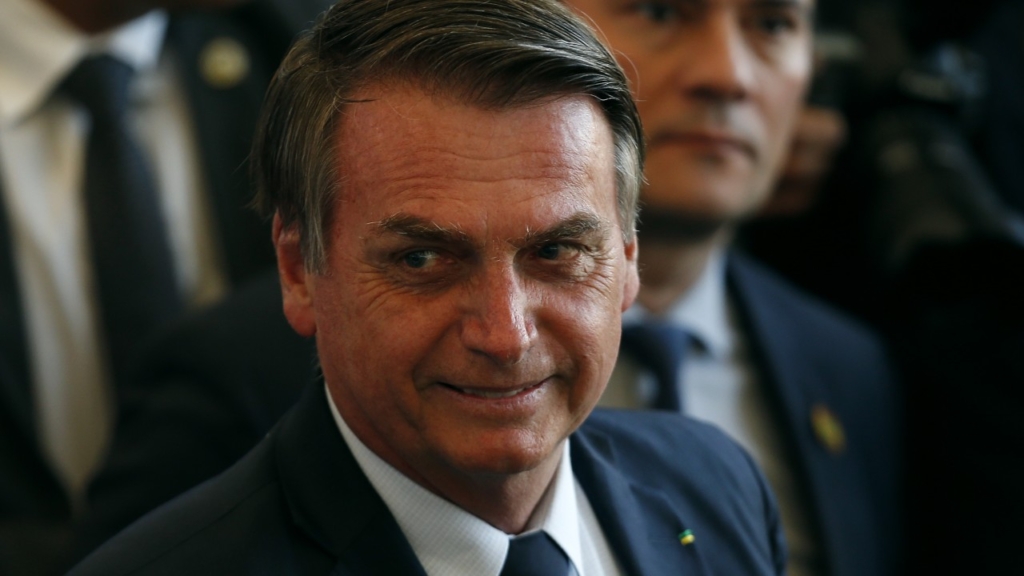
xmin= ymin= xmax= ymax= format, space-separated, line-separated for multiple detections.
xmin=326 ymin=385 xmax=586 ymax=576
xmin=624 ymin=247 xmax=732 ymax=359
xmin=0 ymin=0 xmax=167 ymax=126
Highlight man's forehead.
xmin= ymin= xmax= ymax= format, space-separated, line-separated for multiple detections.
xmin=333 ymin=85 xmax=616 ymax=195
xmin=338 ymin=84 xmax=608 ymax=144
xmin=370 ymin=211 xmax=611 ymax=246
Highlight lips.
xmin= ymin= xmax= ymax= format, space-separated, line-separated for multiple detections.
xmin=652 ymin=130 xmax=757 ymax=159
xmin=439 ymin=380 xmax=546 ymax=399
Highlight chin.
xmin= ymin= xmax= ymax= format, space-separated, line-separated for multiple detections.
xmin=161 ymin=0 xmax=248 ymax=11
xmin=441 ymin=429 xmax=562 ymax=477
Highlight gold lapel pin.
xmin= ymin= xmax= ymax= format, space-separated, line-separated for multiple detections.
xmin=678 ymin=529 xmax=695 ymax=546
xmin=811 ymin=403 xmax=846 ymax=455
xmin=199 ymin=37 xmax=250 ymax=90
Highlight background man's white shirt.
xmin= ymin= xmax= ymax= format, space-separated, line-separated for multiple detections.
xmin=0 ymin=0 xmax=226 ymax=503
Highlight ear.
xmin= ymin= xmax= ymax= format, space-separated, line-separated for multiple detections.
xmin=273 ymin=213 xmax=317 ymax=337
xmin=621 ymin=236 xmax=639 ymax=312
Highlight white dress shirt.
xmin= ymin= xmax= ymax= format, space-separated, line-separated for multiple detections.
xmin=602 ymin=249 xmax=820 ymax=576
xmin=327 ymin=385 xmax=622 ymax=576
xmin=0 ymin=0 xmax=226 ymax=505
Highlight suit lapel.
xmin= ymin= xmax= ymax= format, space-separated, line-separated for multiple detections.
xmin=274 ymin=385 xmax=426 ymax=576
xmin=727 ymin=253 xmax=875 ymax=576
xmin=0 ymin=177 xmax=70 ymax=518
xmin=0 ymin=177 xmax=34 ymax=452
xmin=165 ymin=9 xmax=279 ymax=286
xmin=571 ymin=428 xmax=710 ymax=576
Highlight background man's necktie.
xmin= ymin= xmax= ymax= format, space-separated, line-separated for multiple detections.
xmin=61 ymin=55 xmax=182 ymax=387
xmin=500 ymin=531 xmax=571 ymax=576
xmin=620 ymin=322 xmax=692 ymax=411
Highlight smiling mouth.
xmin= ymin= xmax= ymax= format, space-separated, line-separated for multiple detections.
xmin=441 ymin=381 xmax=545 ymax=399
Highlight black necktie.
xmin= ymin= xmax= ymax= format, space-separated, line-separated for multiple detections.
xmin=61 ymin=55 xmax=181 ymax=387
xmin=620 ymin=322 xmax=692 ymax=411
xmin=500 ymin=531 xmax=571 ymax=576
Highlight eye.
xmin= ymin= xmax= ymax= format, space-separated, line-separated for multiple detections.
xmin=537 ymin=243 xmax=564 ymax=260
xmin=401 ymin=250 xmax=438 ymax=269
xmin=633 ymin=1 xmax=679 ymax=24
xmin=745 ymin=6 xmax=808 ymax=40
xmin=755 ymin=14 xmax=797 ymax=36
xmin=536 ymin=242 xmax=583 ymax=261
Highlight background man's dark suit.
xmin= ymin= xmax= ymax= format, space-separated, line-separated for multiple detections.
xmin=74 ymin=271 xmax=316 ymax=557
xmin=71 ymin=382 xmax=787 ymax=576
xmin=725 ymin=252 xmax=902 ymax=576
xmin=0 ymin=1 xmax=328 ymax=571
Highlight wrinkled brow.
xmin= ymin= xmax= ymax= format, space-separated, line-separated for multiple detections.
xmin=372 ymin=212 xmax=609 ymax=247
xmin=373 ymin=214 xmax=471 ymax=244
xmin=515 ymin=214 xmax=608 ymax=248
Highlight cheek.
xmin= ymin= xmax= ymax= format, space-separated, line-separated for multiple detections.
xmin=313 ymin=273 xmax=432 ymax=386
xmin=542 ymin=286 xmax=622 ymax=390
xmin=763 ymin=76 xmax=810 ymax=162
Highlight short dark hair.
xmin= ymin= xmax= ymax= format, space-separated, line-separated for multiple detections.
xmin=252 ymin=0 xmax=644 ymax=272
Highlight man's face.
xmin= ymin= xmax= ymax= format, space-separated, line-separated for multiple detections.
xmin=565 ymin=0 xmax=813 ymax=228
xmin=278 ymin=87 xmax=638 ymax=494
xmin=42 ymin=0 xmax=247 ymax=33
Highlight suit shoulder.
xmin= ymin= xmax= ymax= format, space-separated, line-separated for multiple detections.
xmin=132 ymin=271 xmax=314 ymax=420
xmin=70 ymin=437 xmax=284 ymax=576
xmin=577 ymin=410 xmax=785 ymax=571
xmin=581 ymin=409 xmax=762 ymax=472
xmin=730 ymin=252 xmax=886 ymax=355
xmin=579 ymin=409 xmax=776 ymax=509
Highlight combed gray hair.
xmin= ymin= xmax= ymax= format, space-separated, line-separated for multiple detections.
xmin=252 ymin=0 xmax=644 ymax=273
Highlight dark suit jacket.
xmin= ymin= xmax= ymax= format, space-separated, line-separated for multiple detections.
xmin=724 ymin=252 xmax=902 ymax=576
xmin=0 ymin=1 xmax=327 ymax=572
xmin=73 ymin=271 xmax=317 ymax=559
xmin=70 ymin=383 xmax=786 ymax=576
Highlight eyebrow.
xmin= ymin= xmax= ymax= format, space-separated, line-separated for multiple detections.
xmin=749 ymin=0 xmax=815 ymax=15
xmin=372 ymin=212 xmax=609 ymax=247
xmin=516 ymin=213 xmax=608 ymax=249
xmin=373 ymin=214 xmax=471 ymax=245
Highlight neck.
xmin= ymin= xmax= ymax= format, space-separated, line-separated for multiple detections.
xmin=427 ymin=451 xmax=562 ymax=534
xmin=42 ymin=0 xmax=151 ymax=34
xmin=636 ymin=228 xmax=730 ymax=315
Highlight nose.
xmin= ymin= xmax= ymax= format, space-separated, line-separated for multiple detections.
xmin=459 ymin=265 xmax=536 ymax=366
xmin=675 ymin=11 xmax=755 ymax=102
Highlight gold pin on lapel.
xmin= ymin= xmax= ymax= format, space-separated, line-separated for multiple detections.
xmin=199 ymin=37 xmax=250 ymax=89
xmin=678 ymin=529 xmax=695 ymax=546
xmin=811 ymin=404 xmax=846 ymax=455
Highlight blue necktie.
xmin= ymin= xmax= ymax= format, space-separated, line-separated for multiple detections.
xmin=500 ymin=531 xmax=570 ymax=576
xmin=620 ymin=322 xmax=692 ymax=411
xmin=61 ymin=55 xmax=182 ymax=387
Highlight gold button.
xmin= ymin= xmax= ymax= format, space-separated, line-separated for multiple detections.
xmin=678 ymin=529 xmax=695 ymax=546
xmin=811 ymin=404 xmax=846 ymax=455
xmin=199 ymin=37 xmax=250 ymax=89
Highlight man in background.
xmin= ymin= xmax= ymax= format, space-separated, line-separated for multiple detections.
xmin=0 ymin=0 xmax=326 ymax=572
xmin=561 ymin=1 xmax=901 ymax=575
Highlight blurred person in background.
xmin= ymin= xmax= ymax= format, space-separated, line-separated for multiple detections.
xmin=741 ymin=0 xmax=1024 ymax=572
xmin=0 ymin=0 xmax=327 ymax=573
xmin=561 ymin=1 xmax=902 ymax=575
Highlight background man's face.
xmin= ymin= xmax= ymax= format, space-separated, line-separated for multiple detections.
xmin=41 ymin=0 xmax=247 ymax=32
xmin=566 ymin=0 xmax=813 ymax=228
xmin=281 ymin=87 xmax=638 ymax=492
